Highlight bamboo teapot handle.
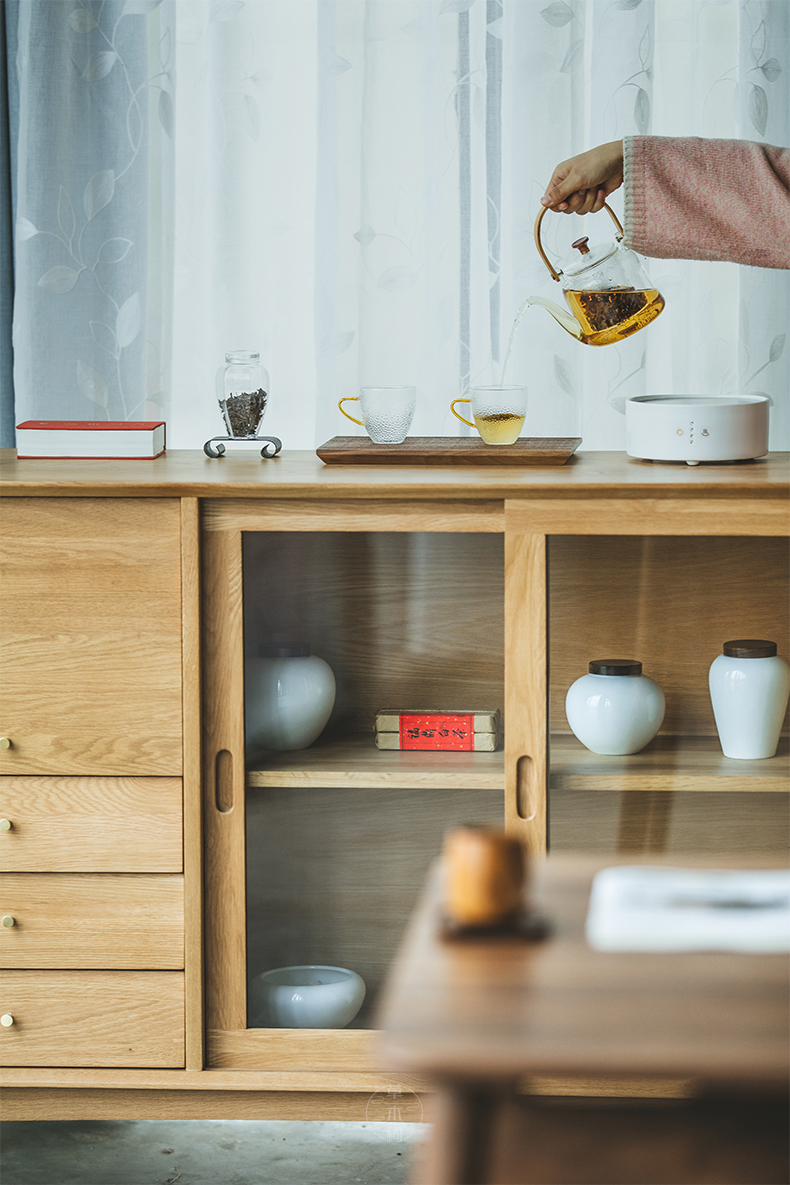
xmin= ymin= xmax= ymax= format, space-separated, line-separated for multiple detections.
xmin=534 ymin=202 xmax=624 ymax=282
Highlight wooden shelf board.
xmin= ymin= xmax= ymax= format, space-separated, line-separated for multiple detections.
xmin=247 ymin=735 xmax=788 ymax=793
xmin=208 ymin=1027 xmax=379 ymax=1072
xmin=247 ymin=736 xmax=504 ymax=790
xmin=550 ymin=734 xmax=789 ymax=793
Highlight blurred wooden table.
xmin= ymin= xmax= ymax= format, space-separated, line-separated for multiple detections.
xmin=377 ymin=855 xmax=789 ymax=1185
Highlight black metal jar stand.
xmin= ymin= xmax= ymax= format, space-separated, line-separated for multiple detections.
xmin=203 ymin=435 xmax=283 ymax=459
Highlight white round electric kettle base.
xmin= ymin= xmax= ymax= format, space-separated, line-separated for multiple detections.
xmin=625 ymin=396 xmax=769 ymax=465
xmin=248 ymin=965 xmax=366 ymax=1029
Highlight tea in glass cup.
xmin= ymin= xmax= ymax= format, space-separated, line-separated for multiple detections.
xmin=451 ymin=385 xmax=527 ymax=445
xmin=339 ymin=386 xmax=416 ymax=444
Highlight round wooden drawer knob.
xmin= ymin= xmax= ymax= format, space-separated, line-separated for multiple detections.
xmin=0 ymin=1013 xmax=14 ymax=1027
xmin=0 ymin=820 xmax=11 ymax=832
xmin=0 ymin=738 xmax=11 ymax=750
xmin=443 ymin=825 xmax=526 ymax=928
xmin=2 ymin=916 xmax=15 ymax=928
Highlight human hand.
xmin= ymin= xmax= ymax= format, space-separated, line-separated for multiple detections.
xmin=541 ymin=141 xmax=624 ymax=215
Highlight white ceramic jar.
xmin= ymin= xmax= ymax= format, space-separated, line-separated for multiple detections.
xmin=248 ymin=965 xmax=366 ymax=1029
xmin=709 ymin=639 xmax=790 ymax=760
xmin=245 ymin=644 xmax=336 ymax=752
xmin=565 ymin=660 xmax=665 ymax=756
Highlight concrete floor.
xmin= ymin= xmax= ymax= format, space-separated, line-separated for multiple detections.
xmin=0 ymin=1120 xmax=427 ymax=1185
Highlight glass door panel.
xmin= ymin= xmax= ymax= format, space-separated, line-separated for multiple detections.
xmin=548 ymin=535 xmax=789 ymax=856
xmin=243 ymin=531 xmax=504 ymax=1032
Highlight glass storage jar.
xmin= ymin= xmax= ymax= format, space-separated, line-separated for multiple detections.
xmin=217 ymin=351 xmax=270 ymax=438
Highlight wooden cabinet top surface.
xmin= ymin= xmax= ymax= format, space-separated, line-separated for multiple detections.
xmin=1 ymin=448 xmax=788 ymax=500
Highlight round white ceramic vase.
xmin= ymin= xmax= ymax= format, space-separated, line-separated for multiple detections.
xmin=245 ymin=645 xmax=336 ymax=752
xmin=565 ymin=660 xmax=665 ymax=756
xmin=249 ymin=965 xmax=366 ymax=1029
xmin=709 ymin=640 xmax=790 ymax=760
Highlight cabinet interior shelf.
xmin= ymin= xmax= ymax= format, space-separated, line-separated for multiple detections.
xmin=246 ymin=735 xmax=503 ymax=790
xmin=246 ymin=734 xmax=789 ymax=793
xmin=550 ymin=734 xmax=789 ymax=794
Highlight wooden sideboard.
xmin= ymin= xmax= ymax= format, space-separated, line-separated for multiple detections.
xmin=0 ymin=449 xmax=787 ymax=1120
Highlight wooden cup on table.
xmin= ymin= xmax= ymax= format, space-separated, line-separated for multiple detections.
xmin=442 ymin=825 xmax=527 ymax=931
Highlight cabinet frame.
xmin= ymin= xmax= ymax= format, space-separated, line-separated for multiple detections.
xmin=1 ymin=452 xmax=786 ymax=1113
xmin=504 ymin=493 xmax=789 ymax=851
xmin=202 ymin=488 xmax=788 ymax=1075
xmin=201 ymin=499 xmax=504 ymax=1070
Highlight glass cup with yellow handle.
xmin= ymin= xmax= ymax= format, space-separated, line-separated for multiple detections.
xmin=339 ymin=386 xmax=416 ymax=444
xmin=451 ymin=385 xmax=527 ymax=445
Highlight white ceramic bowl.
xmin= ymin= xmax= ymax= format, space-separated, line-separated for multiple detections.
xmin=248 ymin=965 xmax=366 ymax=1029
xmin=245 ymin=650 xmax=336 ymax=752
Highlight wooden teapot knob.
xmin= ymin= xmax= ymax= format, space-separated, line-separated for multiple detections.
xmin=443 ymin=825 xmax=526 ymax=928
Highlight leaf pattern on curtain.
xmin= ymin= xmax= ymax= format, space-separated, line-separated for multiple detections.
xmin=502 ymin=0 xmax=788 ymax=449
xmin=12 ymin=0 xmax=173 ymax=425
xmin=737 ymin=0 xmax=789 ymax=445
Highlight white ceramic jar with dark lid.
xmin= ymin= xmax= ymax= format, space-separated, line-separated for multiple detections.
xmin=565 ymin=659 xmax=666 ymax=756
xmin=709 ymin=640 xmax=790 ymax=760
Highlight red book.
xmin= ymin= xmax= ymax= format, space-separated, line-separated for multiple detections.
xmin=15 ymin=421 xmax=166 ymax=459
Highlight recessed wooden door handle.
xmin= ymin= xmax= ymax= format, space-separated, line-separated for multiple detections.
xmin=516 ymin=755 xmax=537 ymax=821
xmin=0 ymin=1013 xmax=14 ymax=1027
xmin=2 ymin=916 xmax=15 ymax=928
xmin=215 ymin=749 xmax=234 ymax=813
xmin=0 ymin=738 xmax=11 ymax=750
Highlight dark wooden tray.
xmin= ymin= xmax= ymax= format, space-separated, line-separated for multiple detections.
xmin=316 ymin=436 xmax=581 ymax=466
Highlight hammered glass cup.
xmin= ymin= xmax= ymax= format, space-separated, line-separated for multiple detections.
xmin=338 ymin=386 xmax=416 ymax=444
xmin=450 ymin=385 xmax=527 ymax=445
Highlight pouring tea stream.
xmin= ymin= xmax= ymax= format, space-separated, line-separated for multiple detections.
xmin=500 ymin=203 xmax=664 ymax=386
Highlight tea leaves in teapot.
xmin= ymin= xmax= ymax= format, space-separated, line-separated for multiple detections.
xmin=564 ymin=287 xmax=664 ymax=346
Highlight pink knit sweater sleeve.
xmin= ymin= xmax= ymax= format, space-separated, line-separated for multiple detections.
xmin=623 ymin=136 xmax=790 ymax=269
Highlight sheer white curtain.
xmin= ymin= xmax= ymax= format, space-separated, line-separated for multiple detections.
xmin=170 ymin=0 xmax=467 ymax=448
xmin=11 ymin=0 xmax=174 ymax=427
xmin=168 ymin=0 xmax=789 ymax=452
xmin=502 ymin=0 xmax=789 ymax=448
xmin=10 ymin=0 xmax=788 ymax=449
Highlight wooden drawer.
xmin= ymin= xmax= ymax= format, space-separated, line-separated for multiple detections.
xmin=0 ymin=498 xmax=183 ymax=776
xmin=0 ymin=777 xmax=182 ymax=871
xmin=0 ymin=875 xmax=184 ymax=969
xmin=0 ymin=971 xmax=185 ymax=1067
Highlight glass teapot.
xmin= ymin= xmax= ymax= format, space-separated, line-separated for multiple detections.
xmin=531 ymin=204 xmax=664 ymax=346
